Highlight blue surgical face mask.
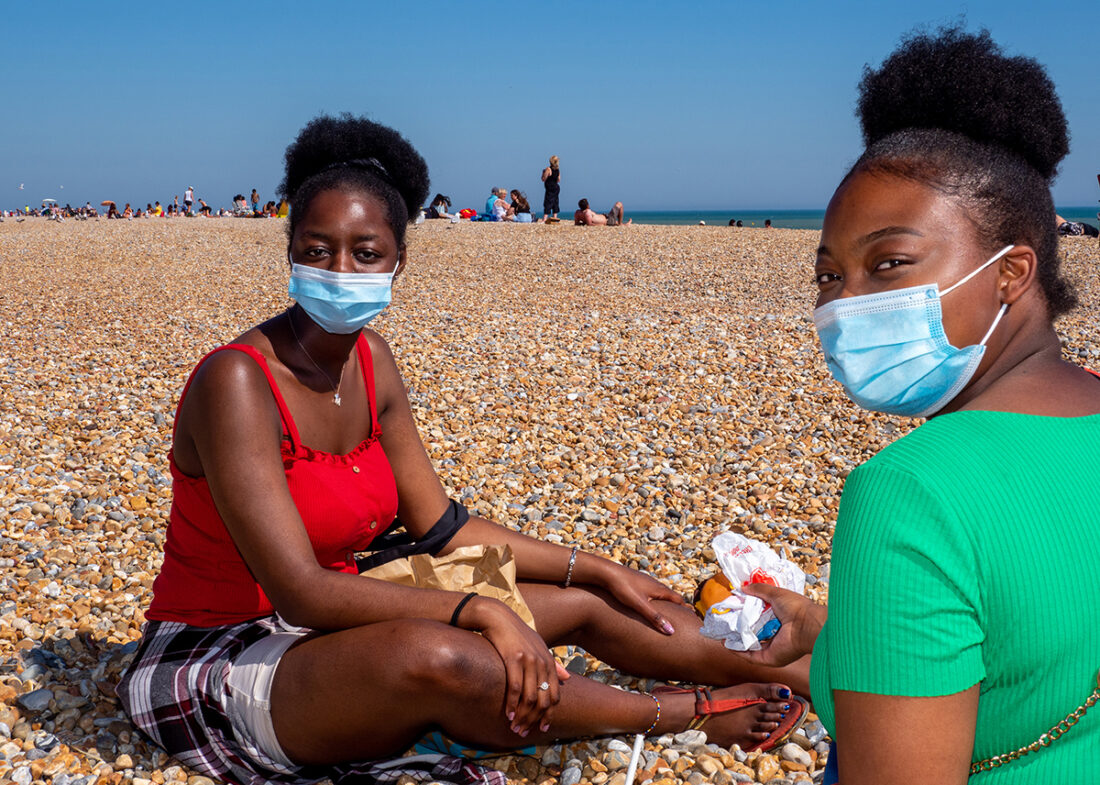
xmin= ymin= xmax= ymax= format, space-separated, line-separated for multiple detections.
xmin=813 ymin=245 xmax=1014 ymax=418
xmin=287 ymin=262 xmax=396 ymax=334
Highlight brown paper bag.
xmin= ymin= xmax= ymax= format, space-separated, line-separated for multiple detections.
xmin=360 ymin=544 xmax=536 ymax=629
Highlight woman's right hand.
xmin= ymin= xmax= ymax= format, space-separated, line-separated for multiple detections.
xmin=739 ymin=584 xmax=827 ymax=667
xmin=461 ymin=596 xmax=570 ymax=737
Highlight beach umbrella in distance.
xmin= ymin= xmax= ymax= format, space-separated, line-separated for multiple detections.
xmin=42 ymin=198 xmax=57 ymax=203
xmin=100 ymin=200 xmax=115 ymax=207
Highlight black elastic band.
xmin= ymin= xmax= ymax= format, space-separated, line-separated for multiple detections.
xmin=322 ymin=157 xmax=396 ymax=188
xmin=449 ymin=592 xmax=478 ymax=627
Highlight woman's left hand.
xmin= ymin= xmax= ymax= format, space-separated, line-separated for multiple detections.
xmin=597 ymin=560 xmax=688 ymax=635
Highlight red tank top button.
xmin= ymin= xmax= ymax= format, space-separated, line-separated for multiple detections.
xmin=352 ymin=466 xmax=361 ymax=473
xmin=369 ymin=520 xmax=378 ymax=530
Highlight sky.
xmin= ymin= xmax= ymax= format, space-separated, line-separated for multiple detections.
xmin=2 ymin=1 xmax=1097 ymax=213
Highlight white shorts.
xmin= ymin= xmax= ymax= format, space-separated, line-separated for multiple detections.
xmin=223 ymin=627 xmax=308 ymax=769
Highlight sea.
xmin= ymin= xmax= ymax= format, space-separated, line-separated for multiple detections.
xmin=629 ymin=206 xmax=1100 ymax=230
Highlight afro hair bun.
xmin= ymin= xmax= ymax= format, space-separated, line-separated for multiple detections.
xmin=857 ymin=26 xmax=1069 ymax=181
xmin=280 ymin=113 xmax=430 ymax=221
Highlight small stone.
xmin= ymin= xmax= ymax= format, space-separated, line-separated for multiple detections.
xmin=11 ymin=766 xmax=32 ymax=785
xmin=605 ymin=738 xmax=632 ymax=754
xmin=114 ymin=753 xmax=134 ymax=769
xmin=672 ymin=729 xmax=707 ymax=747
xmin=754 ymin=753 xmax=781 ymax=782
xmin=15 ymin=689 xmax=52 ymax=713
xmin=695 ymin=754 xmax=721 ymax=776
xmin=604 ymin=750 xmax=629 ymax=770
xmin=561 ymin=763 xmax=582 ymax=785
xmin=187 ymin=777 xmax=216 ymax=785
xmin=780 ymin=741 xmax=812 ymax=767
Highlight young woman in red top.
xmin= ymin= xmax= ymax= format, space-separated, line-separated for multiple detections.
xmin=119 ymin=115 xmax=809 ymax=785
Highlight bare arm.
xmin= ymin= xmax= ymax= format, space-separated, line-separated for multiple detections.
xmin=541 ymin=167 xmax=550 ymax=182
xmin=834 ymin=687 xmax=978 ymax=785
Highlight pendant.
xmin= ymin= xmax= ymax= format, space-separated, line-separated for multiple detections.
xmin=334 ymin=393 xmax=342 ymax=406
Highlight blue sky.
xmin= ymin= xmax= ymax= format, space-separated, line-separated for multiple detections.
xmin=2 ymin=2 xmax=1097 ymax=212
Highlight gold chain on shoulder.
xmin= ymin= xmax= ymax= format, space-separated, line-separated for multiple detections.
xmin=970 ymin=668 xmax=1100 ymax=775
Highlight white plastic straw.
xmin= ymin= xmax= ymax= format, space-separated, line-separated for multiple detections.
xmin=624 ymin=732 xmax=645 ymax=785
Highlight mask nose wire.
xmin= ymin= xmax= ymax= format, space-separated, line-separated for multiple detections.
xmin=939 ymin=245 xmax=1014 ymax=297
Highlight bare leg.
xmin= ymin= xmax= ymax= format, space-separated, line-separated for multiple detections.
xmin=521 ymin=582 xmax=811 ymax=698
xmin=270 ymin=619 xmax=790 ymax=766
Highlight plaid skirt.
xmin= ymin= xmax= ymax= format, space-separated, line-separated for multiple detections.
xmin=116 ymin=617 xmax=506 ymax=785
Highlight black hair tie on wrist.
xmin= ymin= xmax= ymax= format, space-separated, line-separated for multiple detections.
xmin=449 ymin=592 xmax=478 ymax=627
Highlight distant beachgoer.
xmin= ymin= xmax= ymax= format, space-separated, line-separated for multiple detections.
xmin=729 ymin=218 xmax=736 ymax=226
xmin=184 ymin=187 xmax=194 ymax=214
xmin=251 ymin=189 xmax=261 ymax=216
xmin=542 ymin=155 xmax=561 ymax=221
xmin=123 ymin=203 xmax=133 ymax=219
xmin=574 ymin=198 xmax=630 ymax=226
xmin=1055 ymin=213 xmax=1099 ymax=237
xmin=198 ymin=199 xmax=211 ymax=216
xmin=427 ymin=194 xmax=453 ymax=219
xmin=737 ymin=220 xmax=743 ymax=227
xmin=485 ymin=187 xmax=511 ymax=221
xmin=764 ymin=219 xmax=772 ymax=228
xmin=509 ymin=190 xmax=532 ymax=223
xmin=277 ymin=198 xmax=289 ymax=217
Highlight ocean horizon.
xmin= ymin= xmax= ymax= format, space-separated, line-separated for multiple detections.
xmin=629 ymin=206 xmax=1100 ymax=230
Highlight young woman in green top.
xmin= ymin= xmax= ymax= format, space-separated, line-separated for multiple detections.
xmin=742 ymin=27 xmax=1100 ymax=783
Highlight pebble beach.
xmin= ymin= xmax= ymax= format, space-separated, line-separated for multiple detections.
xmin=1 ymin=217 xmax=1097 ymax=785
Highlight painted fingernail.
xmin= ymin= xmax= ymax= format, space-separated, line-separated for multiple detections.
xmin=778 ymin=687 xmax=791 ymax=699
xmin=661 ymin=620 xmax=675 ymax=635
xmin=510 ymin=724 xmax=520 ymax=734
xmin=783 ymin=703 xmax=791 ymax=712
xmin=540 ymin=722 xmax=550 ymax=732
xmin=507 ymin=711 xmax=515 ymax=722
xmin=520 ymin=728 xmax=530 ymax=738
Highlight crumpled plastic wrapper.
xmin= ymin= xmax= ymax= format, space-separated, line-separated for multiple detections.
xmin=699 ymin=532 xmax=806 ymax=651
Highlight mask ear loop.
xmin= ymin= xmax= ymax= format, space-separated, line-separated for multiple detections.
xmin=978 ymin=304 xmax=1009 ymax=347
xmin=940 ymin=245 xmax=1015 ymax=297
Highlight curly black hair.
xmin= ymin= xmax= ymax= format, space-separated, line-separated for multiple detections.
xmin=279 ymin=113 xmax=430 ymax=248
xmin=845 ymin=26 xmax=1076 ymax=317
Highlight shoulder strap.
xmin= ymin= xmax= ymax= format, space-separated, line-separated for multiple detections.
xmin=174 ymin=343 xmax=302 ymax=449
xmin=356 ymin=334 xmax=381 ymax=436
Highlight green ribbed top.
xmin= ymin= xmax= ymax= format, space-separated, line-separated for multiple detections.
xmin=811 ymin=410 xmax=1100 ymax=781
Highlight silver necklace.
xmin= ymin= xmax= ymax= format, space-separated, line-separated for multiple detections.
xmin=287 ymin=310 xmax=347 ymax=406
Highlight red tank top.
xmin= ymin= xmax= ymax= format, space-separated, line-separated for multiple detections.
xmin=147 ymin=337 xmax=399 ymax=626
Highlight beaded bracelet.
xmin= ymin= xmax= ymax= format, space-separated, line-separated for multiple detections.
xmin=644 ymin=693 xmax=661 ymax=734
xmin=449 ymin=592 xmax=478 ymax=627
xmin=563 ymin=546 xmax=579 ymax=588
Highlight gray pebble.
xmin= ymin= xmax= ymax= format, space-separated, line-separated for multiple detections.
xmin=606 ymin=738 xmax=633 ymax=753
xmin=561 ymin=764 xmax=582 ymax=785
xmin=16 ymin=688 xmax=52 ymax=712
xmin=11 ymin=766 xmax=32 ymax=785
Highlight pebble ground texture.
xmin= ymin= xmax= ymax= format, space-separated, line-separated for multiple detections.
xmin=1 ymin=217 xmax=1097 ymax=785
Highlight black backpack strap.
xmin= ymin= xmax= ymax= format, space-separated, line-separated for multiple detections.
xmin=355 ymin=499 xmax=471 ymax=573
